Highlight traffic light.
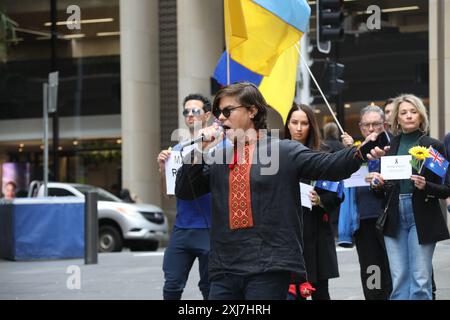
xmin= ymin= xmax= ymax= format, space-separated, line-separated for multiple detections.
xmin=316 ymin=0 xmax=344 ymax=54
xmin=324 ymin=61 xmax=345 ymax=96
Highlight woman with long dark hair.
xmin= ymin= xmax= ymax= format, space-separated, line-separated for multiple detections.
xmin=284 ymin=103 xmax=341 ymax=300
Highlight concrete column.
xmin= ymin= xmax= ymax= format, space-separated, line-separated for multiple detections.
xmin=177 ymin=0 xmax=224 ymax=129
xmin=120 ymin=0 xmax=160 ymax=205
xmin=429 ymin=0 xmax=450 ymax=229
xmin=429 ymin=0 xmax=450 ymax=138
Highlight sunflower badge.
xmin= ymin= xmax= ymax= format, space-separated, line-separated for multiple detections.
xmin=409 ymin=146 xmax=430 ymax=173
xmin=353 ymin=140 xmax=362 ymax=147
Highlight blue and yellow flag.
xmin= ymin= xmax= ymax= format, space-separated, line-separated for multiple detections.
xmin=213 ymin=0 xmax=311 ymax=122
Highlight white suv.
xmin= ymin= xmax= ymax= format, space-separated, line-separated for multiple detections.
xmin=30 ymin=182 xmax=168 ymax=252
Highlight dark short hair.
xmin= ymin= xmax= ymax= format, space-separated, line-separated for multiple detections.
xmin=183 ymin=94 xmax=211 ymax=112
xmin=323 ymin=122 xmax=340 ymax=140
xmin=284 ymin=103 xmax=321 ymax=151
xmin=212 ymin=82 xmax=267 ymax=130
xmin=383 ymin=98 xmax=394 ymax=107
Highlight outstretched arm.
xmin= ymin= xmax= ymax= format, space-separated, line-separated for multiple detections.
xmin=290 ymin=144 xmax=363 ymax=182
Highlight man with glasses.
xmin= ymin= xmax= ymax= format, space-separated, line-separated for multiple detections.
xmin=157 ymin=94 xmax=212 ymax=300
xmin=341 ymin=105 xmax=392 ymax=300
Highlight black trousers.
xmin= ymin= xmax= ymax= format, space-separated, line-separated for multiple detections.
xmin=354 ymin=218 xmax=392 ymax=300
xmin=309 ymin=280 xmax=330 ymax=300
xmin=163 ymin=227 xmax=210 ymax=300
xmin=209 ymin=272 xmax=291 ymax=300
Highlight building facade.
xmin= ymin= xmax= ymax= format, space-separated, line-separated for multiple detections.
xmin=0 ymin=0 xmax=448 ymax=220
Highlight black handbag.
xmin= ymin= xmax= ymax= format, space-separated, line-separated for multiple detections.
xmin=376 ymin=208 xmax=388 ymax=231
xmin=376 ymin=189 xmax=394 ymax=231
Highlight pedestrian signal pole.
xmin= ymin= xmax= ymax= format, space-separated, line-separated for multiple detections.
xmin=316 ymin=0 xmax=345 ymax=54
xmin=42 ymin=71 xmax=59 ymax=196
xmin=296 ymin=31 xmax=313 ymax=106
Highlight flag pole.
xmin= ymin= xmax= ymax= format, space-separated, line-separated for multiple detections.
xmin=225 ymin=0 xmax=231 ymax=85
xmin=295 ymin=44 xmax=345 ymax=135
xmin=226 ymin=52 xmax=230 ymax=86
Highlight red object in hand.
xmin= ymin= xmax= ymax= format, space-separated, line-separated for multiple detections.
xmin=300 ymin=282 xmax=316 ymax=298
xmin=288 ymin=284 xmax=297 ymax=296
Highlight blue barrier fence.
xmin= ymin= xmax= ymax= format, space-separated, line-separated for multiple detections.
xmin=0 ymin=197 xmax=84 ymax=260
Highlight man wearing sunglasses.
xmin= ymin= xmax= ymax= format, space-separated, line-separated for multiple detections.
xmin=157 ymin=93 xmax=212 ymax=300
xmin=175 ymin=82 xmax=377 ymax=300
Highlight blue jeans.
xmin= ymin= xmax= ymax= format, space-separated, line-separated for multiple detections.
xmin=384 ymin=194 xmax=436 ymax=300
xmin=209 ymin=272 xmax=290 ymax=300
xmin=163 ymin=227 xmax=210 ymax=300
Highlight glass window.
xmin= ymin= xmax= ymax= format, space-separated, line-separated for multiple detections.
xmin=0 ymin=1 xmax=122 ymax=193
xmin=73 ymin=184 xmax=121 ymax=202
xmin=48 ymin=187 xmax=75 ymax=197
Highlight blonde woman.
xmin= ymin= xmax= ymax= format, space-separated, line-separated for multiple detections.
xmin=369 ymin=94 xmax=450 ymax=300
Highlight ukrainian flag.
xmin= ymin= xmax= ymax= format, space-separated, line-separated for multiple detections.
xmin=213 ymin=0 xmax=311 ymax=122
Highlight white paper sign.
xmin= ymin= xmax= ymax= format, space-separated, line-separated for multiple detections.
xmin=164 ymin=145 xmax=196 ymax=195
xmin=344 ymin=166 xmax=370 ymax=188
xmin=381 ymin=155 xmax=412 ymax=180
xmin=300 ymin=182 xmax=314 ymax=209
xmin=165 ymin=151 xmax=183 ymax=195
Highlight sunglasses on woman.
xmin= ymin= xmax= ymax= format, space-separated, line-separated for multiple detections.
xmin=213 ymin=105 xmax=247 ymax=119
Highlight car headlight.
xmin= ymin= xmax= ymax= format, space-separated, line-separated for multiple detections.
xmin=116 ymin=207 xmax=143 ymax=219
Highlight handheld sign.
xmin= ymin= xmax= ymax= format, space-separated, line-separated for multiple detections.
xmin=381 ymin=155 xmax=412 ymax=180
xmin=300 ymin=182 xmax=314 ymax=209
xmin=344 ymin=166 xmax=370 ymax=188
xmin=165 ymin=151 xmax=184 ymax=195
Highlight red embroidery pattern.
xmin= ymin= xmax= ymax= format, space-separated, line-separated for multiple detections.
xmin=229 ymin=144 xmax=254 ymax=230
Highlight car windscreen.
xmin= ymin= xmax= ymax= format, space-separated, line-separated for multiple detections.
xmin=73 ymin=185 xmax=122 ymax=202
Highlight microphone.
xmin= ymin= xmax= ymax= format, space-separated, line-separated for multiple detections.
xmin=179 ymin=121 xmax=223 ymax=149
xmin=179 ymin=135 xmax=204 ymax=149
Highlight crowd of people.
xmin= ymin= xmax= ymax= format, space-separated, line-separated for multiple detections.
xmin=157 ymin=82 xmax=450 ymax=300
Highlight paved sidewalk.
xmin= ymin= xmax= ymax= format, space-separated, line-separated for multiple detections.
xmin=1 ymin=240 xmax=449 ymax=300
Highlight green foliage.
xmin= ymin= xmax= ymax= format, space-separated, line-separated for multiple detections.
xmin=78 ymin=140 xmax=121 ymax=168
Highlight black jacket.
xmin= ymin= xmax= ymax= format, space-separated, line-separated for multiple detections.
xmin=175 ymin=136 xmax=362 ymax=281
xmin=382 ymin=134 xmax=450 ymax=244
xmin=301 ymin=182 xmax=341 ymax=283
xmin=322 ymin=138 xmax=345 ymax=153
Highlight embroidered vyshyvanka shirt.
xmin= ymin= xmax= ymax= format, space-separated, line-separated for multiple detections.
xmin=229 ymin=143 xmax=254 ymax=230
xmin=176 ymin=136 xmax=362 ymax=280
